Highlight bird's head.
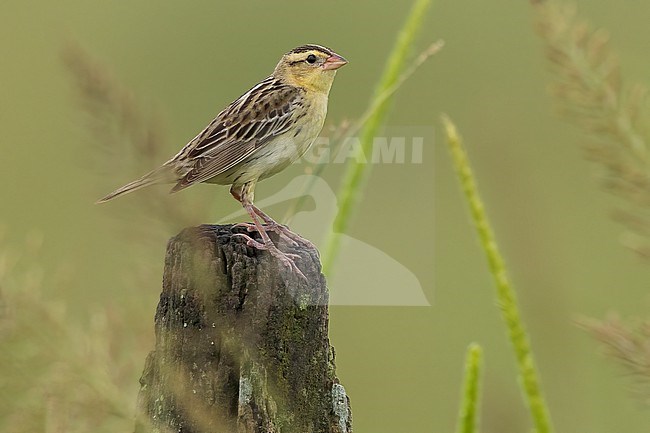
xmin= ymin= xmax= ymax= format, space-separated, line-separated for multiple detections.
xmin=274 ymin=44 xmax=348 ymax=94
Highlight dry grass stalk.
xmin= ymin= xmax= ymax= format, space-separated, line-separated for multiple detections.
xmin=0 ymin=239 xmax=150 ymax=432
xmin=533 ymin=0 xmax=650 ymax=405
xmin=579 ymin=316 xmax=650 ymax=403
xmin=533 ymin=1 xmax=650 ymax=259
xmin=63 ymin=43 xmax=210 ymax=234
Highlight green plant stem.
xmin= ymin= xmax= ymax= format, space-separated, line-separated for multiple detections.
xmin=442 ymin=116 xmax=554 ymax=433
xmin=321 ymin=0 xmax=432 ymax=275
xmin=456 ymin=343 xmax=483 ymax=433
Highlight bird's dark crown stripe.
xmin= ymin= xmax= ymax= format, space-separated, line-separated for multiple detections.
xmin=288 ymin=44 xmax=333 ymax=56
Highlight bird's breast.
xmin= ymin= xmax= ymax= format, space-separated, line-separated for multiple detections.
xmin=208 ymin=93 xmax=329 ymax=186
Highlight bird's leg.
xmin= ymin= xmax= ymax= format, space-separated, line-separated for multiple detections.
xmin=229 ymin=186 xmax=311 ymax=249
xmin=230 ymin=183 xmax=306 ymax=279
xmin=240 ymin=205 xmax=299 ymax=247
xmin=229 ymin=184 xmax=261 ymax=233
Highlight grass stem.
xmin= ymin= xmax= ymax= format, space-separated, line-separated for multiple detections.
xmin=442 ymin=116 xmax=554 ymax=433
xmin=455 ymin=343 xmax=483 ymax=433
xmin=321 ymin=0 xmax=433 ymax=275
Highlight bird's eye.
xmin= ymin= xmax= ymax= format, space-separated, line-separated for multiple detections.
xmin=306 ymin=54 xmax=318 ymax=64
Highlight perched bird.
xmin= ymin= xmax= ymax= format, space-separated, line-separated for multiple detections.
xmin=98 ymin=44 xmax=347 ymax=274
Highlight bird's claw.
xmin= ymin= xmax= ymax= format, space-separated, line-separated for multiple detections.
xmin=233 ymin=222 xmax=301 ymax=247
xmin=232 ymin=222 xmax=257 ymax=232
xmin=232 ymin=233 xmax=306 ymax=281
xmin=276 ymin=228 xmax=317 ymax=251
xmin=256 ymin=220 xmax=315 ymax=250
xmin=232 ymin=232 xmax=266 ymax=249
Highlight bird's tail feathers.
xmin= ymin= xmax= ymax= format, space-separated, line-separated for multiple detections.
xmin=96 ymin=165 xmax=173 ymax=203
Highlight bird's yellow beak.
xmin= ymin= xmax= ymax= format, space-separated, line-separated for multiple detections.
xmin=322 ymin=53 xmax=348 ymax=70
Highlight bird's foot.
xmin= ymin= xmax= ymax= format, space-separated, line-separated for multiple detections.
xmin=233 ymin=233 xmax=307 ymax=281
xmin=232 ymin=222 xmax=261 ymax=233
xmin=272 ymin=224 xmax=317 ymax=251
xmin=232 ymin=221 xmax=309 ymax=248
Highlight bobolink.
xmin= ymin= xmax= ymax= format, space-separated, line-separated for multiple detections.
xmin=98 ymin=44 xmax=348 ymax=275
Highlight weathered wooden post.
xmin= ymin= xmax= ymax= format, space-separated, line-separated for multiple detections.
xmin=135 ymin=224 xmax=352 ymax=433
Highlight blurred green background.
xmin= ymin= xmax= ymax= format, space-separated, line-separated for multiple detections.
xmin=2 ymin=0 xmax=650 ymax=431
